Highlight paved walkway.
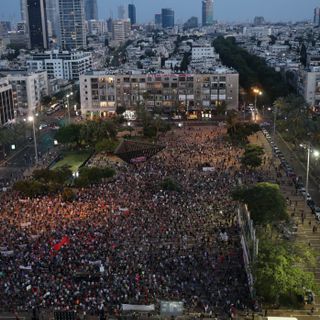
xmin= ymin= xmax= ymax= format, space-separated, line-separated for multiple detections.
xmin=249 ymin=131 xmax=320 ymax=320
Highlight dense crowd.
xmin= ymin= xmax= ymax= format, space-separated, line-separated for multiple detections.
xmin=0 ymin=126 xmax=265 ymax=318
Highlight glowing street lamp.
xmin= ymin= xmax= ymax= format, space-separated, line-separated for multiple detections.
xmin=305 ymin=144 xmax=320 ymax=196
xmin=66 ymin=92 xmax=73 ymax=124
xmin=252 ymin=88 xmax=263 ymax=121
xmin=28 ymin=116 xmax=38 ymax=164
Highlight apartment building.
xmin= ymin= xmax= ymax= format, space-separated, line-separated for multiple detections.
xmin=297 ymin=67 xmax=320 ymax=107
xmin=27 ymin=50 xmax=92 ymax=80
xmin=0 ymin=79 xmax=14 ymax=126
xmin=80 ymin=69 xmax=239 ymax=118
xmin=4 ymin=71 xmax=48 ymax=116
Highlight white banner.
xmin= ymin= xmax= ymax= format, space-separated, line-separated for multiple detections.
xmin=89 ymin=260 xmax=102 ymax=265
xmin=19 ymin=265 xmax=32 ymax=271
xmin=122 ymin=304 xmax=155 ymax=312
xmin=1 ymin=250 xmax=14 ymax=257
xmin=202 ymin=167 xmax=215 ymax=172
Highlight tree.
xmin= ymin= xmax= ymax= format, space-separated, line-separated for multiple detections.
xmin=227 ymin=122 xmax=260 ymax=144
xmin=241 ymin=144 xmax=264 ymax=169
xmin=62 ymin=188 xmax=76 ymax=202
xmin=300 ymin=43 xmax=307 ymax=67
xmin=95 ymin=139 xmax=118 ymax=153
xmin=213 ymin=36 xmax=291 ymax=104
xmin=216 ymin=101 xmax=227 ymax=115
xmin=33 ymin=167 xmax=72 ymax=185
xmin=232 ymin=182 xmax=288 ymax=225
xmin=116 ymin=106 xmax=126 ymax=115
xmin=55 ymin=124 xmax=83 ymax=145
xmin=74 ymin=167 xmax=115 ymax=187
xmin=13 ymin=180 xmax=48 ymax=197
xmin=226 ymin=110 xmax=238 ymax=135
xmin=255 ymin=239 xmax=318 ymax=305
xmin=180 ymin=53 xmax=190 ymax=71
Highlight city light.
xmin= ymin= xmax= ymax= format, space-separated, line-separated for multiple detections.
xmin=28 ymin=116 xmax=34 ymax=122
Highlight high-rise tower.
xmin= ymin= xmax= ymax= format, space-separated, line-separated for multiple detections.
xmin=161 ymin=8 xmax=174 ymax=28
xmin=26 ymin=0 xmax=48 ymax=49
xmin=46 ymin=0 xmax=60 ymax=40
xmin=128 ymin=4 xmax=136 ymax=25
xmin=58 ymin=0 xmax=86 ymax=49
xmin=314 ymin=8 xmax=320 ymax=26
xmin=202 ymin=0 xmax=213 ymax=26
xmin=85 ymin=0 xmax=98 ymax=21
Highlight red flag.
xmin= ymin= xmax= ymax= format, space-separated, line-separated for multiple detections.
xmin=53 ymin=236 xmax=70 ymax=251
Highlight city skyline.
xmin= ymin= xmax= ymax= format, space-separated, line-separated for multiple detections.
xmin=0 ymin=0 xmax=320 ymax=23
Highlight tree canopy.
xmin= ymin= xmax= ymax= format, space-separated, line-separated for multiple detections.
xmin=213 ymin=36 xmax=292 ymax=104
xmin=232 ymin=182 xmax=288 ymax=225
xmin=255 ymin=239 xmax=318 ymax=305
xmin=241 ymin=144 xmax=264 ymax=169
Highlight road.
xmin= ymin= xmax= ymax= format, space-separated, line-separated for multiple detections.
xmin=258 ymin=108 xmax=320 ymax=205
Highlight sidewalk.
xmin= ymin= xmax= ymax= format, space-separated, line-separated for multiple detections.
xmin=249 ymin=131 xmax=320 ymax=319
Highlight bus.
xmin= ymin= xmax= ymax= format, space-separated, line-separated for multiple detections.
xmin=46 ymin=103 xmax=61 ymax=115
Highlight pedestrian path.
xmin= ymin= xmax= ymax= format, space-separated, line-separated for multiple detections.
xmin=249 ymin=132 xmax=320 ymax=319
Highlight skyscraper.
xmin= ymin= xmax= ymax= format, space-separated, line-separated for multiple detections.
xmin=128 ymin=4 xmax=136 ymax=25
xmin=85 ymin=0 xmax=98 ymax=21
xmin=314 ymin=8 xmax=320 ymax=26
xmin=155 ymin=14 xmax=162 ymax=28
xmin=26 ymin=0 xmax=48 ymax=49
xmin=202 ymin=0 xmax=213 ymax=26
xmin=161 ymin=8 xmax=174 ymax=28
xmin=20 ymin=0 xmax=27 ymax=21
xmin=184 ymin=17 xmax=198 ymax=30
xmin=58 ymin=0 xmax=86 ymax=50
xmin=46 ymin=0 xmax=60 ymax=40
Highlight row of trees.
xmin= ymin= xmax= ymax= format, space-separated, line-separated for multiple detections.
xmin=233 ymin=182 xmax=318 ymax=305
xmin=55 ymin=120 xmax=118 ymax=152
xmin=13 ymin=167 xmax=73 ymax=198
xmin=226 ymin=110 xmax=260 ymax=144
xmin=274 ymin=94 xmax=320 ymax=147
xmin=14 ymin=165 xmax=116 ymax=197
xmin=213 ymin=36 xmax=292 ymax=104
xmin=74 ymin=167 xmax=115 ymax=187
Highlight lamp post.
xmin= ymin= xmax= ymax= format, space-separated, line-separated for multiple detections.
xmin=305 ymin=144 xmax=320 ymax=196
xmin=253 ymin=88 xmax=262 ymax=122
xmin=273 ymin=105 xmax=277 ymax=141
xmin=66 ymin=92 xmax=73 ymax=124
xmin=28 ymin=116 xmax=38 ymax=164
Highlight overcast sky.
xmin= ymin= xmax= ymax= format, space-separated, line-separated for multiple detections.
xmin=0 ymin=0 xmax=319 ymax=23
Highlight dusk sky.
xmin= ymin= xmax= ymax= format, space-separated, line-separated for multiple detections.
xmin=0 ymin=0 xmax=319 ymax=23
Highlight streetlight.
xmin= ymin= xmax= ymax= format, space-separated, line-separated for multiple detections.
xmin=28 ymin=116 xmax=38 ymax=164
xmin=273 ymin=105 xmax=277 ymax=141
xmin=253 ymin=88 xmax=262 ymax=122
xmin=66 ymin=92 xmax=73 ymax=124
xmin=306 ymin=144 xmax=320 ymax=196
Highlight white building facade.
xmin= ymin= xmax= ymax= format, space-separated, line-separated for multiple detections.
xmin=6 ymin=71 xmax=48 ymax=116
xmin=80 ymin=69 xmax=239 ymax=118
xmin=27 ymin=50 xmax=92 ymax=80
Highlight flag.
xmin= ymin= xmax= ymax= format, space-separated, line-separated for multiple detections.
xmin=52 ymin=236 xmax=70 ymax=251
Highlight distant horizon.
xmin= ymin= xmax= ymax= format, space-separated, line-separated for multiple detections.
xmin=0 ymin=0 xmax=319 ymax=24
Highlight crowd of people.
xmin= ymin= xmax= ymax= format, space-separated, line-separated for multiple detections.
xmin=0 ymin=126 xmax=269 ymax=318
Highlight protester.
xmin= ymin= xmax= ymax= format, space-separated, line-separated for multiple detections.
xmin=0 ymin=126 xmax=259 ymax=317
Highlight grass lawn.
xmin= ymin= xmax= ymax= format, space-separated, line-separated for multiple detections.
xmin=51 ymin=151 xmax=91 ymax=173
